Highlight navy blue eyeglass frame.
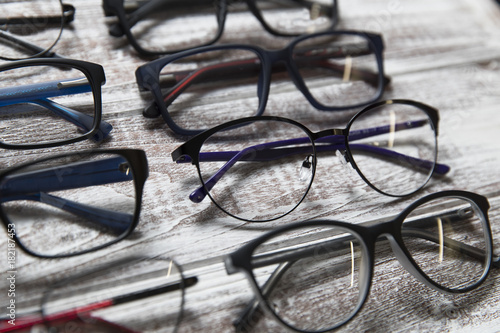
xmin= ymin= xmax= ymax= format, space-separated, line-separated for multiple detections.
xmin=136 ymin=30 xmax=388 ymax=136
xmin=0 ymin=58 xmax=112 ymax=149
xmin=0 ymin=149 xmax=149 ymax=258
xmin=103 ymin=0 xmax=339 ymax=57
xmin=225 ymin=190 xmax=499 ymax=332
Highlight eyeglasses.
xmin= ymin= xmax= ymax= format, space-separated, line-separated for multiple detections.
xmin=0 ymin=0 xmax=75 ymax=60
xmin=0 ymin=257 xmax=198 ymax=333
xmin=0 ymin=149 xmax=148 ymax=258
xmin=103 ymin=0 xmax=339 ymax=56
xmin=225 ymin=190 xmax=499 ymax=332
xmin=0 ymin=58 xmax=112 ymax=149
xmin=137 ymin=30 xmax=389 ymax=136
xmin=172 ymin=99 xmax=450 ymax=222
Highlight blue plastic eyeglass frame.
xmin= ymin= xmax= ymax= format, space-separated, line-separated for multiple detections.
xmin=0 ymin=58 xmax=112 ymax=149
xmin=136 ymin=30 xmax=389 ymax=136
xmin=0 ymin=149 xmax=148 ymax=258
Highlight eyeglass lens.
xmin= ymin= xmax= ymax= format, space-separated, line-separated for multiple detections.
xmin=130 ymin=0 xmax=220 ymax=54
xmin=248 ymin=196 xmax=489 ymax=332
xmin=348 ymin=102 xmax=437 ymax=196
xmin=0 ymin=153 xmax=137 ymax=257
xmin=253 ymin=0 xmax=336 ymax=35
xmin=41 ymin=258 xmax=185 ymax=332
xmin=159 ymin=48 xmax=262 ymax=131
xmin=0 ymin=0 xmax=64 ymax=60
xmin=0 ymin=64 xmax=98 ymax=147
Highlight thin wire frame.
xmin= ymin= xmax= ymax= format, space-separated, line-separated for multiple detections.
xmin=0 ymin=0 xmax=75 ymax=60
xmin=172 ymin=99 xmax=450 ymax=222
xmin=0 ymin=58 xmax=110 ymax=149
xmin=102 ymin=0 xmax=339 ymax=56
xmin=0 ymin=149 xmax=149 ymax=258
xmin=225 ymin=190 xmax=497 ymax=332
xmin=136 ymin=30 xmax=388 ymax=136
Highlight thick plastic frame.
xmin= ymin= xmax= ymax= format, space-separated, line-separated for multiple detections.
xmin=0 ymin=58 xmax=106 ymax=149
xmin=102 ymin=0 xmax=339 ymax=56
xmin=0 ymin=149 xmax=149 ymax=258
xmin=225 ymin=190 xmax=497 ymax=332
xmin=136 ymin=30 xmax=387 ymax=136
xmin=172 ymin=99 xmax=447 ymax=222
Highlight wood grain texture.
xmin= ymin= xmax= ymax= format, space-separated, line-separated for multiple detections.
xmin=1 ymin=0 xmax=500 ymax=332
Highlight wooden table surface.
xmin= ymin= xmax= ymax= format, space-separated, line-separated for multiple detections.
xmin=1 ymin=0 xmax=500 ymax=332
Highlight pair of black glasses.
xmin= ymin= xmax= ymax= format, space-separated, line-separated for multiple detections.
xmin=0 ymin=0 xmax=75 ymax=60
xmin=103 ymin=0 xmax=339 ymax=56
xmin=172 ymin=99 xmax=450 ymax=222
xmin=0 ymin=58 xmax=112 ymax=149
xmin=137 ymin=30 xmax=389 ymax=135
xmin=226 ymin=191 xmax=499 ymax=332
xmin=0 ymin=149 xmax=148 ymax=258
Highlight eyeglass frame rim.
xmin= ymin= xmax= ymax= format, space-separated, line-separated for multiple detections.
xmin=0 ymin=149 xmax=149 ymax=258
xmin=225 ymin=190 xmax=494 ymax=332
xmin=172 ymin=99 xmax=440 ymax=222
xmin=103 ymin=0 xmax=339 ymax=57
xmin=136 ymin=29 xmax=386 ymax=136
xmin=0 ymin=58 xmax=106 ymax=149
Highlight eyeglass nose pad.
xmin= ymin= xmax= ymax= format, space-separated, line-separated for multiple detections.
xmin=299 ymin=154 xmax=314 ymax=181
xmin=336 ymin=150 xmax=354 ymax=172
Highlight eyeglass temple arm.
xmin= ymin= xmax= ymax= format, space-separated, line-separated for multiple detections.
xmin=229 ymin=209 xmax=491 ymax=329
xmin=0 ymin=79 xmax=112 ymax=142
xmin=0 ymin=4 xmax=75 ymax=25
xmin=0 ymin=157 xmax=134 ymax=234
xmin=173 ymin=120 xmax=450 ymax=203
xmin=0 ymin=276 xmax=198 ymax=333
xmin=0 ymin=31 xmax=64 ymax=59
xmin=0 ymin=4 xmax=74 ymax=59
xmin=145 ymin=46 xmax=388 ymax=116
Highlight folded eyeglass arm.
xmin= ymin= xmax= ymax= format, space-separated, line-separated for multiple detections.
xmin=173 ymin=119 xmax=450 ymax=203
xmin=0 ymin=157 xmax=134 ymax=234
xmin=228 ymin=208 xmax=493 ymax=330
xmin=0 ymin=78 xmax=112 ymax=141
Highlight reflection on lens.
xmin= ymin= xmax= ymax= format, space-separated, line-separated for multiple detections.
xmin=0 ymin=153 xmax=136 ymax=257
xmin=0 ymin=64 xmax=96 ymax=146
xmin=402 ymin=196 xmax=490 ymax=290
xmin=256 ymin=0 xmax=336 ymax=34
xmin=293 ymin=33 xmax=381 ymax=108
xmin=0 ymin=0 xmax=64 ymax=60
xmin=159 ymin=49 xmax=262 ymax=132
xmin=198 ymin=119 xmax=314 ymax=222
xmin=131 ymin=1 xmax=219 ymax=53
xmin=42 ymin=257 xmax=185 ymax=333
xmin=251 ymin=225 xmax=367 ymax=331
xmin=347 ymin=102 xmax=437 ymax=196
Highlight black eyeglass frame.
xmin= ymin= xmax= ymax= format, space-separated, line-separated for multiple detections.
xmin=172 ymin=99 xmax=444 ymax=222
xmin=103 ymin=0 xmax=339 ymax=56
xmin=225 ymin=190 xmax=497 ymax=332
xmin=0 ymin=149 xmax=149 ymax=258
xmin=0 ymin=58 xmax=106 ymax=149
xmin=136 ymin=30 xmax=387 ymax=136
